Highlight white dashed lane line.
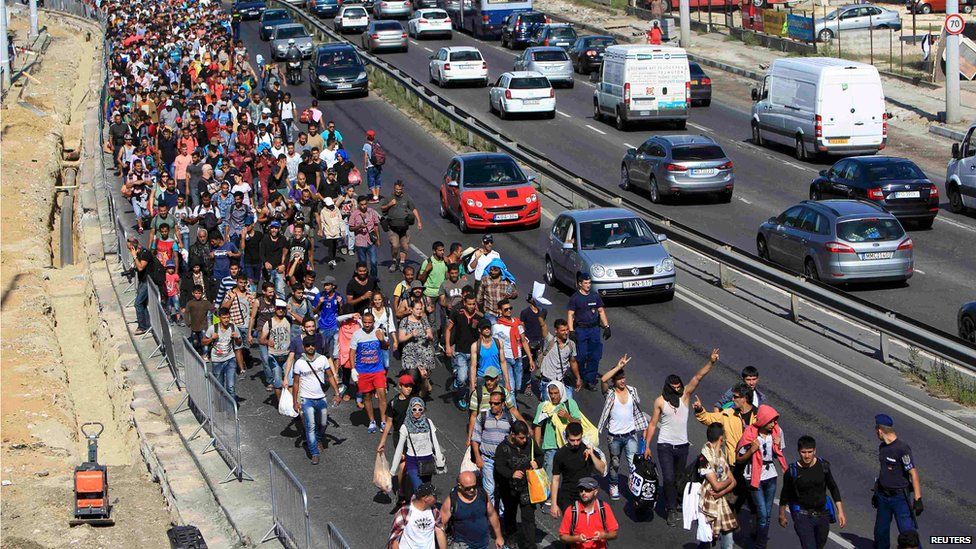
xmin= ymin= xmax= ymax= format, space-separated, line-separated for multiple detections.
xmin=624 ymin=143 xmax=637 ymax=149
xmin=687 ymin=122 xmax=712 ymax=133
xmin=585 ymin=124 xmax=607 ymax=135
xmin=556 ymin=110 xmax=571 ymax=118
xmin=423 ymin=47 xmax=433 ymax=52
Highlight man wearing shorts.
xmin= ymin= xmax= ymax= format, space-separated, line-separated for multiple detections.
xmin=350 ymin=311 xmax=390 ymax=434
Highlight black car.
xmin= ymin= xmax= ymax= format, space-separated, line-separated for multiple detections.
xmin=308 ymin=44 xmax=369 ymax=99
xmin=259 ymin=9 xmax=293 ymax=40
xmin=568 ymin=35 xmax=615 ymax=75
xmin=960 ymin=301 xmax=976 ymax=343
xmin=689 ymin=61 xmax=711 ymax=107
xmin=500 ymin=11 xmax=548 ymax=49
xmin=527 ymin=23 xmax=578 ymax=49
xmin=308 ymin=0 xmax=340 ymax=18
xmin=809 ymin=156 xmax=939 ymax=228
xmin=232 ymin=0 xmax=266 ymax=20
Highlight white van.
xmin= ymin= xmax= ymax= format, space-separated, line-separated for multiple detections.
xmin=593 ymin=45 xmax=690 ymax=130
xmin=750 ymin=58 xmax=887 ymax=160
xmin=946 ymin=121 xmax=976 ymax=214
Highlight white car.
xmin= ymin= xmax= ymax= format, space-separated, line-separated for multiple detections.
xmin=428 ymin=46 xmax=488 ymax=88
xmin=334 ymin=5 xmax=369 ymax=33
xmin=489 ymin=71 xmax=555 ymax=119
xmin=408 ymin=8 xmax=452 ymax=39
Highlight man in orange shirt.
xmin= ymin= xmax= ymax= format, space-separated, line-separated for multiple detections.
xmin=559 ymin=477 xmax=620 ymax=548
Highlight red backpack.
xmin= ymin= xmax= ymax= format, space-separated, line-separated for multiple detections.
xmin=370 ymin=141 xmax=387 ymax=166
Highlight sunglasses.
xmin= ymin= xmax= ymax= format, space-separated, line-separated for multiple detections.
xmin=489 ymin=401 xmax=503 ymax=406
xmin=578 ymin=487 xmax=597 ymax=493
xmin=501 ymin=307 xmax=512 ymax=312
xmin=458 ymin=484 xmax=477 ymax=491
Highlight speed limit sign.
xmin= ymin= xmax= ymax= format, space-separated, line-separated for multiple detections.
xmin=945 ymin=13 xmax=965 ymax=36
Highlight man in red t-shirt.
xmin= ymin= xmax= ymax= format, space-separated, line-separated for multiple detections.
xmin=559 ymin=477 xmax=620 ymax=549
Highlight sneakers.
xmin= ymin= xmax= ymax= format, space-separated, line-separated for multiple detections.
xmin=329 ymin=260 xmax=336 ymax=269
xmin=311 ymin=455 xmax=320 ymax=465
xmin=666 ymin=509 xmax=678 ymax=528
xmin=367 ymin=421 xmax=377 ymax=433
xmin=380 ymin=421 xmax=387 ymax=432
xmin=388 ymin=262 xmax=398 ymax=273
xmin=609 ymin=484 xmax=620 ymax=500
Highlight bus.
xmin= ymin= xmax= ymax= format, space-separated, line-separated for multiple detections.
xmin=443 ymin=0 xmax=532 ymax=39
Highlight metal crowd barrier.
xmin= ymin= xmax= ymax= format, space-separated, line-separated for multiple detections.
xmin=175 ymin=337 xmax=213 ymax=441
xmin=263 ymin=450 xmax=312 ymax=549
xmin=146 ymin=283 xmax=181 ymax=391
xmin=326 ymin=523 xmax=352 ymax=549
xmin=205 ymin=371 xmax=253 ymax=483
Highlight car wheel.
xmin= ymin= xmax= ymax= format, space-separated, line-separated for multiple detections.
xmin=545 ymin=256 xmax=557 ymax=286
xmin=499 ymin=103 xmax=508 ymax=120
xmin=621 ymin=165 xmax=632 ymax=191
xmin=719 ymin=189 xmax=733 ymax=203
xmin=947 ymin=184 xmax=965 ymax=213
xmin=660 ymin=290 xmax=675 ymax=302
xmin=481 ymin=79 xmax=488 ymax=88
xmin=804 ymin=259 xmax=820 ymax=281
xmin=566 ymin=79 xmax=575 ymax=89
xmin=752 ymin=122 xmax=763 ymax=146
xmin=458 ymin=214 xmax=469 ymax=233
xmin=649 ymin=176 xmax=662 ymax=204
xmin=546 ymin=110 xmax=556 ymax=119
xmin=674 ymin=119 xmax=687 ymax=130
xmin=593 ymin=101 xmax=602 ymax=122
xmin=961 ymin=314 xmax=976 ymax=342
xmin=439 ymin=197 xmax=449 ymax=219
xmin=915 ymin=217 xmax=935 ymax=230
xmin=661 ymin=0 xmax=671 ymax=10
xmin=702 ymin=99 xmax=711 ymax=107
xmin=757 ymin=235 xmax=770 ymax=260
xmin=429 ymin=67 xmax=436 ymax=84
xmin=818 ymin=28 xmax=833 ymax=42
xmin=920 ymin=3 xmax=931 ymax=13
xmin=810 ymin=185 xmax=822 ymax=201
xmin=795 ymin=135 xmax=807 ymax=161
xmin=489 ymin=97 xmax=496 ymax=114
xmin=963 ymin=3 xmax=973 ymax=13
xmin=615 ymin=108 xmax=627 ymax=131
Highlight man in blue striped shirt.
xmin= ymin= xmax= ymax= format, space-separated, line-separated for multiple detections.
xmin=214 ymin=262 xmax=241 ymax=308
xmin=470 ymin=372 xmax=516 ymax=505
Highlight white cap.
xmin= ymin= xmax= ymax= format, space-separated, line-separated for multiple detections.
xmin=532 ymin=281 xmax=552 ymax=306
xmin=275 ymin=299 xmax=288 ymax=308
xmin=324 ymin=197 xmax=335 ymax=207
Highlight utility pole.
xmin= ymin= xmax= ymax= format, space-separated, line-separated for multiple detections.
xmin=29 ymin=0 xmax=38 ymax=40
xmin=1 ymin=0 xmax=11 ymax=90
xmin=679 ymin=0 xmax=691 ymax=48
xmin=945 ymin=0 xmax=961 ymax=124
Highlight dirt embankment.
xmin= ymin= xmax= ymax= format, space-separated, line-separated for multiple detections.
xmin=1 ymin=12 xmax=171 ymax=549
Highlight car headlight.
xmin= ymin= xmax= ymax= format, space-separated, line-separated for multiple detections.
xmin=357 ymin=71 xmax=368 ymax=80
xmin=660 ymin=258 xmax=674 ymax=272
xmin=465 ymin=198 xmax=483 ymax=208
xmin=590 ymin=264 xmax=607 ymax=278
xmin=319 ymin=74 xmax=330 ymax=82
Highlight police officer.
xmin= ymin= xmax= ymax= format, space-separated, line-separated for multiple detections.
xmin=873 ymin=414 xmax=922 ymax=549
xmin=566 ymin=272 xmax=610 ymax=391
xmin=231 ymin=10 xmax=242 ymax=41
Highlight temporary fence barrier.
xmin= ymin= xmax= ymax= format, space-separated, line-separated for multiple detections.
xmin=205 ymin=371 xmax=254 ymax=483
xmin=326 ymin=523 xmax=352 ymax=549
xmin=175 ymin=337 xmax=214 ymax=441
xmin=262 ymin=450 xmax=312 ymax=549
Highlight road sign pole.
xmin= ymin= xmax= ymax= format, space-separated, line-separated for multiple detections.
xmin=944 ymin=7 xmax=962 ymax=124
xmin=29 ymin=0 xmax=39 ymax=40
xmin=679 ymin=0 xmax=691 ymax=48
xmin=0 ymin=0 xmax=10 ymax=90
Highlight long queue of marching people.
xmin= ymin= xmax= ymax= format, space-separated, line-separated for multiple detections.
xmin=99 ymin=0 xmax=926 ymax=547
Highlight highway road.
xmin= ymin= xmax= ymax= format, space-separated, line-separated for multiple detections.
xmin=283 ymin=12 xmax=976 ymax=336
xmin=147 ymin=17 xmax=976 ymax=548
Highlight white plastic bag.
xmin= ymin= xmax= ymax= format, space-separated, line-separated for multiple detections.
xmin=459 ymin=448 xmax=479 ymax=473
xmin=373 ymin=453 xmax=393 ymax=493
xmin=278 ymin=389 xmax=299 ymax=418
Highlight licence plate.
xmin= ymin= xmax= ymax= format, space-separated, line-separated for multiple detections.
xmin=827 ymin=138 xmax=849 ymax=144
xmin=623 ymin=279 xmax=654 ymax=289
xmin=523 ymin=99 xmax=539 ymax=105
xmin=861 ymin=252 xmax=894 ymax=260
xmin=893 ymin=191 xmax=920 ymax=198
xmin=691 ymin=168 xmax=716 ymax=176
xmin=337 ymin=83 xmax=352 ymax=89
xmin=690 ymin=79 xmax=699 ymax=85
xmin=494 ymin=213 xmax=519 ymax=221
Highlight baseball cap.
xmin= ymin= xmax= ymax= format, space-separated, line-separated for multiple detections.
xmin=165 ymin=260 xmax=175 ymax=267
xmin=323 ymin=275 xmax=337 ymax=286
xmin=366 ymin=130 xmax=376 ymax=138
xmin=483 ymin=366 xmax=501 ymax=379
xmin=323 ymin=197 xmax=335 ymax=207
xmin=477 ymin=318 xmax=492 ymax=331
xmin=268 ymin=220 xmax=281 ymax=228
xmin=577 ymin=477 xmax=599 ymax=490
xmin=875 ymin=414 xmax=894 ymax=427
xmin=482 ymin=234 xmax=494 ymax=244
xmin=409 ymin=280 xmax=424 ymax=290
xmin=398 ymin=373 xmax=415 ymax=386
xmin=165 ymin=99 xmax=173 ymax=106
xmin=275 ymin=299 xmax=288 ymax=308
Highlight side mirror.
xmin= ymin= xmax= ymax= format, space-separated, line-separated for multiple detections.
xmin=627 ymin=147 xmax=637 ymax=156
xmin=589 ymin=71 xmax=600 ymax=83
xmin=428 ymin=54 xmax=434 ymax=60
xmin=488 ymin=82 xmax=495 ymax=88
xmin=527 ymin=174 xmax=537 ymax=183
xmin=751 ymin=88 xmax=759 ymax=101
xmin=768 ymin=216 xmax=778 ymax=224
xmin=562 ymin=241 xmax=574 ymax=250
xmin=952 ymin=142 xmax=960 ymax=160
xmin=819 ymin=169 xmax=827 ymax=177
xmin=447 ymin=180 xmax=459 ymax=188
xmin=656 ymin=233 xmax=668 ymax=243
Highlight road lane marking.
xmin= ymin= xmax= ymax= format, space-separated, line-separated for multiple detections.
xmin=541 ymin=206 xmax=555 ymax=221
xmin=624 ymin=143 xmax=637 ymax=149
xmin=915 ymin=268 xmax=926 ymax=275
xmin=410 ymin=39 xmax=419 ymax=45
xmin=737 ymin=196 xmax=752 ymax=204
xmin=410 ymin=243 xmax=428 ymax=260
xmin=556 ymin=110 xmax=571 ymax=118
xmin=687 ymin=122 xmax=712 ymax=133
xmin=781 ymin=159 xmax=815 ymax=172
xmin=424 ymin=46 xmax=433 ymax=52
xmin=936 ymin=214 xmax=976 ymax=232
xmin=585 ymin=124 xmax=606 ymax=135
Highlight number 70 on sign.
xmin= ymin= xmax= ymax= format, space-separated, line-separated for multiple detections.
xmin=944 ymin=14 xmax=965 ymax=36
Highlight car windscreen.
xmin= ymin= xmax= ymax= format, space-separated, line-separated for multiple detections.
xmin=264 ymin=10 xmax=290 ymax=21
xmin=533 ymin=50 xmax=568 ymax=61
xmin=317 ymin=0 xmax=338 ymax=4
xmin=863 ymin=161 xmax=926 ymax=181
xmin=551 ymin=27 xmax=577 ymax=39
xmin=580 ymin=218 xmax=658 ymax=250
xmin=585 ymin=37 xmax=615 ymax=48
xmin=345 ymin=7 xmax=367 ymax=16
xmin=836 ymin=218 xmax=905 ymax=242
xmin=518 ymin=13 xmax=546 ymax=25
xmin=318 ymin=50 xmax=361 ymax=67
xmin=509 ymin=77 xmax=550 ymax=89
xmin=374 ymin=21 xmax=403 ymax=30
xmin=462 ymin=158 xmax=525 ymax=187
xmin=450 ymin=51 xmax=483 ymax=61
xmin=671 ymin=145 xmax=725 ymax=161
xmin=275 ymin=26 xmax=309 ymax=39
xmin=422 ymin=9 xmax=448 ymax=18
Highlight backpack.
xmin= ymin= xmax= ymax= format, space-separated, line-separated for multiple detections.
xmin=299 ymin=108 xmax=312 ymax=124
xmin=200 ymin=210 xmax=221 ymax=232
xmin=446 ymin=486 xmax=489 ymax=540
xmin=569 ymin=501 xmax=607 ymax=536
xmin=370 ymin=141 xmax=387 ymax=166
xmin=787 ymin=459 xmax=837 ymax=524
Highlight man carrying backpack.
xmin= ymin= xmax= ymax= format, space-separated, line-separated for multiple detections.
xmin=778 ymin=435 xmax=846 ymax=549
xmin=558 ymin=477 xmax=619 ymax=548
xmin=363 ymin=129 xmax=386 ymax=203
xmin=439 ymin=471 xmax=506 ymax=549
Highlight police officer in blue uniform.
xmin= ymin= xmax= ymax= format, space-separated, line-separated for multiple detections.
xmin=566 ymin=272 xmax=611 ymax=390
xmin=873 ymin=413 xmax=923 ymax=549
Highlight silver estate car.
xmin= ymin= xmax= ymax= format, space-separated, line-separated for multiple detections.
xmin=362 ymin=20 xmax=408 ymax=53
xmin=270 ymin=24 xmax=314 ymax=60
xmin=815 ymin=4 xmax=902 ymax=42
xmin=621 ymin=135 xmax=735 ymax=204
xmin=514 ymin=47 xmax=574 ymax=88
xmin=373 ymin=0 xmax=411 ymax=19
xmin=544 ymin=208 xmax=676 ymax=299
xmin=757 ymin=200 xmax=914 ymax=284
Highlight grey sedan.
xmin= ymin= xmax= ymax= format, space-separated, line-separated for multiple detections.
xmin=362 ymin=20 xmax=408 ymax=53
xmin=270 ymin=24 xmax=314 ymax=60
xmin=514 ymin=47 xmax=574 ymax=88
xmin=621 ymin=135 xmax=735 ymax=204
xmin=815 ymin=4 xmax=902 ymax=42
xmin=543 ymin=208 xmax=676 ymax=299
xmin=757 ymin=200 xmax=913 ymax=284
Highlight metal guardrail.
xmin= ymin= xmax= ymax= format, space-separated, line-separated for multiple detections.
xmin=147 ymin=282 xmax=182 ymax=391
xmin=277 ymin=0 xmax=976 ymax=372
xmin=206 ymin=371 xmax=254 ymax=483
xmin=175 ymin=337 xmax=214 ymax=441
xmin=263 ymin=450 xmax=313 ymax=549
xmin=326 ymin=523 xmax=352 ymax=549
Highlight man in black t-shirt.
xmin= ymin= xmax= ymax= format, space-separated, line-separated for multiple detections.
xmin=345 ymin=262 xmax=380 ymax=310
xmin=445 ymin=294 xmax=483 ymax=408
xmin=550 ymin=423 xmax=607 ymax=518
xmin=128 ymin=236 xmax=160 ymax=335
xmin=260 ymin=221 xmax=289 ymax=296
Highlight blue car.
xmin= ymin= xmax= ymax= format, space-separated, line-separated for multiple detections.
xmin=308 ymin=0 xmax=340 ymax=17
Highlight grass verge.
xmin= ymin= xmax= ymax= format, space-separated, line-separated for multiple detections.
xmin=905 ymin=347 xmax=976 ymax=407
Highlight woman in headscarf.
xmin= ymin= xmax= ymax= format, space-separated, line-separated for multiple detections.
xmin=532 ymin=381 xmax=581 ymax=481
xmin=389 ymin=397 xmax=444 ymax=499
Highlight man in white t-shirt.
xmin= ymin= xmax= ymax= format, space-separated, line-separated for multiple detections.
xmin=491 ymin=298 xmax=535 ymax=394
xmin=388 ymin=483 xmax=446 ymax=549
xmin=291 ymin=336 xmax=341 ymax=464
xmin=467 ymin=234 xmax=500 ymax=282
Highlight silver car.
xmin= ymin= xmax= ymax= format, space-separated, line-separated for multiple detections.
xmin=373 ymin=0 xmax=411 ymax=19
xmin=757 ymin=200 xmax=914 ymax=284
xmin=270 ymin=24 xmax=314 ymax=60
xmin=815 ymin=4 xmax=902 ymax=42
xmin=514 ymin=47 xmax=574 ymax=88
xmin=621 ymin=135 xmax=734 ymax=204
xmin=362 ymin=20 xmax=408 ymax=53
xmin=543 ymin=208 xmax=676 ymax=299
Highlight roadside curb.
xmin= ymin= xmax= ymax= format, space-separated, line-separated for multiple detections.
xmin=687 ymin=53 xmax=763 ymax=81
xmin=928 ymin=124 xmax=967 ymax=142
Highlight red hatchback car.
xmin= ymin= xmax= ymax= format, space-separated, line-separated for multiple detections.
xmin=440 ymin=153 xmax=541 ymax=232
